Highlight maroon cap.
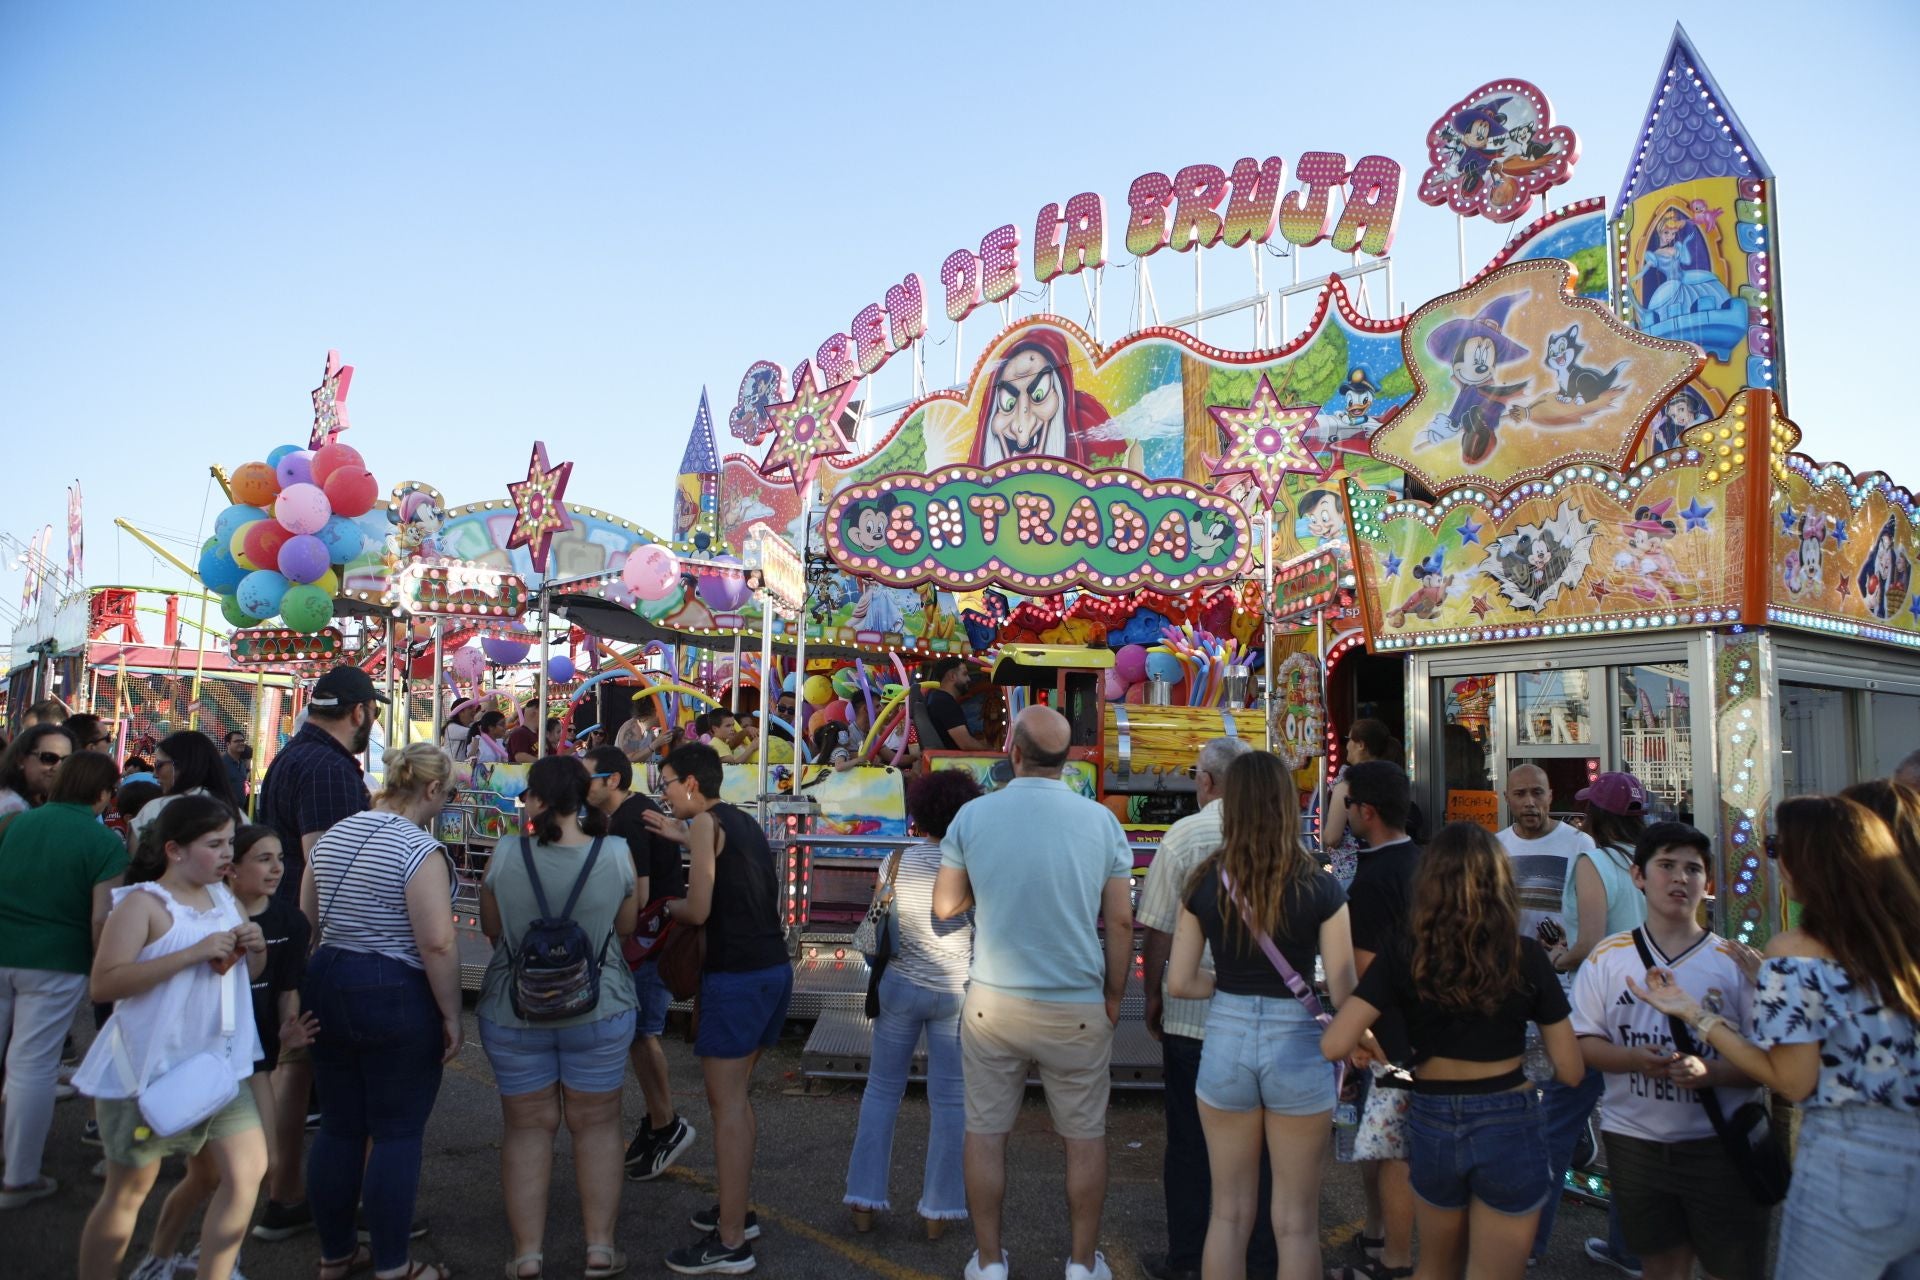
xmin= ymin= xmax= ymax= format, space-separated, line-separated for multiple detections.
xmin=1576 ymin=771 xmax=1649 ymax=816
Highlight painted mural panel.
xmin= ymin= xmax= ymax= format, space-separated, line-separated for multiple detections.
xmin=1368 ymin=260 xmax=1703 ymax=498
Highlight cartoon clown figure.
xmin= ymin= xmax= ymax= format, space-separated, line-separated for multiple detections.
xmin=1414 ymin=294 xmax=1533 ymax=466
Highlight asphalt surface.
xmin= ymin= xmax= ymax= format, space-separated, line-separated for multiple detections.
xmin=19 ymin=1008 xmax=1631 ymax=1280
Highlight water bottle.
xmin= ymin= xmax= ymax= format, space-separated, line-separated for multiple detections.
xmin=1333 ymin=1100 xmax=1359 ymax=1162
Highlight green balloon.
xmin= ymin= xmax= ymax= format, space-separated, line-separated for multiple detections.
xmin=280 ymin=583 xmax=334 ymax=633
xmin=637 ymin=584 xmax=685 ymax=622
xmin=220 ymin=593 xmax=260 ymax=628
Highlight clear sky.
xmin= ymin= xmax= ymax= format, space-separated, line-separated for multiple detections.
xmin=2 ymin=0 xmax=1914 ymax=620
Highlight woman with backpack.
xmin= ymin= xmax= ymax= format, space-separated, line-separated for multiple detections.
xmin=299 ymin=743 xmax=459 ymax=1280
xmin=478 ymin=754 xmax=642 ymax=1280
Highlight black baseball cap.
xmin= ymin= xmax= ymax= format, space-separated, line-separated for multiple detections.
xmin=309 ymin=666 xmax=389 ymax=708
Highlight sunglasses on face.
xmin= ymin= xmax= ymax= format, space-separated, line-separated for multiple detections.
xmin=35 ymin=751 xmax=67 ymax=767
xmin=1764 ymin=833 xmax=1778 ymax=860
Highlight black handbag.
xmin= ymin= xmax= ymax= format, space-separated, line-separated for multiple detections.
xmin=1631 ymin=929 xmax=1792 ymax=1206
xmin=860 ymin=852 xmax=901 ymax=1021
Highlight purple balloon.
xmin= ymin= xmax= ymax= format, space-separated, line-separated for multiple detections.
xmin=275 ymin=450 xmax=315 ymax=490
xmin=547 ymin=655 xmax=576 ymax=683
xmin=697 ymin=556 xmax=753 ymax=611
xmin=481 ymin=637 xmax=530 ymax=665
xmin=276 ymin=534 xmax=331 ymax=584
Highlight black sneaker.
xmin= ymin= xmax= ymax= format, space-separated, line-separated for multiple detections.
xmin=623 ymin=1115 xmax=658 ymax=1169
xmin=81 ymin=1119 xmax=102 ymax=1147
xmin=664 ymin=1231 xmax=755 ymax=1275
xmin=356 ymin=1208 xmax=428 ymax=1242
xmin=303 ymin=1111 xmax=321 ymax=1133
xmin=250 ymin=1199 xmax=314 ymax=1241
xmin=629 ymin=1115 xmax=696 ymax=1181
xmin=687 ymin=1205 xmax=760 ymax=1240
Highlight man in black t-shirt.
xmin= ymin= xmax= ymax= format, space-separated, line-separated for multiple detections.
xmin=586 ymin=746 xmax=695 ymax=1182
xmin=1339 ymin=760 xmax=1422 ymax=1279
xmin=923 ymin=657 xmax=984 ymax=751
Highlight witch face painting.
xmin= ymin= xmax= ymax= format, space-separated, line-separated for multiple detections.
xmin=969 ymin=329 xmax=1111 ymax=467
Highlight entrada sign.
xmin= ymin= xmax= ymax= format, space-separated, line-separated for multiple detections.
xmin=733 ymin=149 xmax=1405 ymax=439
xmin=823 ymin=459 xmax=1251 ymax=596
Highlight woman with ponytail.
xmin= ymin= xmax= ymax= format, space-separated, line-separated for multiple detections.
xmin=298 ymin=743 xmax=458 ymax=1280
xmin=478 ymin=754 xmax=640 ymax=1280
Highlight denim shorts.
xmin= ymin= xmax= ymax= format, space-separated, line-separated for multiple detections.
xmin=479 ymin=1010 xmax=637 ymax=1095
xmin=695 ymin=964 xmax=794 ymax=1060
xmin=630 ymin=960 xmax=671 ymax=1038
xmin=1194 ymin=992 xmax=1335 ymax=1116
xmin=1406 ymin=1087 xmax=1551 ymax=1215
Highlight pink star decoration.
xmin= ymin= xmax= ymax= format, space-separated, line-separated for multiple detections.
xmin=505 ymin=440 xmax=575 ymax=574
xmin=758 ymin=364 xmax=855 ymax=495
xmin=1206 ymin=374 xmax=1326 ymax=510
xmin=308 ymin=349 xmax=354 ymax=450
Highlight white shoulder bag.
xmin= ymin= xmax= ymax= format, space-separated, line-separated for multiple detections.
xmin=111 ymin=961 xmax=241 ymax=1137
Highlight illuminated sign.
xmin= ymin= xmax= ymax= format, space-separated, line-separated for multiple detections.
xmin=390 ymin=560 xmax=528 ymax=618
xmin=229 ymin=626 xmax=345 ymax=665
xmin=739 ymin=150 xmax=1404 ymax=407
xmin=743 ymin=522 xmax=805 ymax=612
xmin=823 ymin=459 xmax=1250 ymax=596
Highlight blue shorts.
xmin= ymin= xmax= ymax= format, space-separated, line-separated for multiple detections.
xmin=479 ymin=1010 xmax=637 ymax=1096
xmin=694 ymin=964 xmax=793 ymax=1060
xmin=1195 ymin=992 xmax=1336 ymax=1116
xmin=1406 ymin=1088 xmax=1551 ymax=1215
xmin=630 ymin=960 xmax=671 ymax=1038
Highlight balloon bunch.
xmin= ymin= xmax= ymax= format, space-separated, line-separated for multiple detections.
xmin=1103 ymin=626 xmax=1245 ymax=707
xmin=200 ymin=443 xmax=378 ymax=633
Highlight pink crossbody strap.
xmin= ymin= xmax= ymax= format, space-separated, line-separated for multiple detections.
xmin=1220 ymin=869 xmax=1347 ymax=1094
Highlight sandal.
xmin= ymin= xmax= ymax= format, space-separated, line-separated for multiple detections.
xmin=1352 ymin=1234 xmax=1384 ymax=1260
xmin=1327 ymin=1262 xmax=1412 ymax=1280
xmin=504 ymin=1254 xmax=542 ymax=1280
xmin=583 ymin=1245 xmax=627 ymax=1278
xmin=318 ymin=1246 xmax=374 ymax=1280
xmin=377 ymin=1265 xmax=453 ymax=1280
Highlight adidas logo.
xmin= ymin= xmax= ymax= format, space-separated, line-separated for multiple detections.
xmin=1616 ymin=990 xmax=1636 ymax=1007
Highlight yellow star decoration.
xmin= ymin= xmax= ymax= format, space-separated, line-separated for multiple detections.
xmin=1207 ymin=373 xmax=1326 ymax=510
xmin=758 ymin=365 xmax=855 ymax=495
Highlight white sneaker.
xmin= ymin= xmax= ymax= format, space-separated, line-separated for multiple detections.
xmin=1064 ymin=1254 xmax=1111 ymax=1280
xmin=176 ymin=1246 xmax=250 ymax=1279
xmin=126 ymin=1254 xmax=177 ymax=1280
xmin=965 ymin=1249 xmax=1009 ymax=1280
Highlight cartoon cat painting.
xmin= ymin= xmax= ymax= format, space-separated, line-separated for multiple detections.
xmin=1543 ymin=325 xmax=1625 ymax=405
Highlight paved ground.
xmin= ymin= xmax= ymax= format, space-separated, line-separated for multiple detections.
xmin=18 ymin=1008 xmax=1629 ymax=1279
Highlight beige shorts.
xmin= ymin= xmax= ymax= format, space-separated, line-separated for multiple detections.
xmin=960 ymin=985 xmax=1113 ymax=1139
xmin=96 ymin=1089 xmax=260 ymax=1168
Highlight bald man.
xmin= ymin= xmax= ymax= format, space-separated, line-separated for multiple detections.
xmin=934 ymin=706 xmax=1133 ymax=1280
xmin=1495 ymin=764 xmax=1595 ymax=953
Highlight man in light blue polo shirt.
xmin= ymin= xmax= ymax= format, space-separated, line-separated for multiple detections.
xmin=935 ymin=706 xmax=1134 ymax=1280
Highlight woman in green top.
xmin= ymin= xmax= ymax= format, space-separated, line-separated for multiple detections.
xmin=0 ymin=751 xmax=128 ymax=1208
xmin=478 ymin=755 xmax=641 ymax=1280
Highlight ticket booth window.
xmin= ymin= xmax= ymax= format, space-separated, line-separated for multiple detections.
xmin=1617 ymin=664 xmax=1694 ymax=823
xmin=1781 ymin=684 xmax=1856 ymax=798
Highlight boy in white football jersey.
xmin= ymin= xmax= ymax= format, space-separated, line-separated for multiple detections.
xmin=1571 ymin=822 xmax=1770 ymax=1280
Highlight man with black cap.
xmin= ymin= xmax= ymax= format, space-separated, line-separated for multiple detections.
xmin=250 ymin=663 xmax=386 ymax=1242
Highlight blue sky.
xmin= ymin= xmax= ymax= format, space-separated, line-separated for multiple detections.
xmin=2 ymin=0 xmax=1912 ymax=619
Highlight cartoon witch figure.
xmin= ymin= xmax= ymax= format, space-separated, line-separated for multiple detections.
xmin=1414 ymin=294 xmax=1533 ymax=466
xmin=1447 ymin=98 xmax=1513 ymax=199
xmin=385 ymin=488 xmax=445 ymax=564
xmin=1614 ymin=499 xmax=1682 ymax=602
xmin=1857 ymin=518 xmax=1912 ymax=621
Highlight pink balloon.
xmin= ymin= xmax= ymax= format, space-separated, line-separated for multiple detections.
xmin=1102 ymin=669 xmax=1128 ymax=702
xmin=822 ymin=698 xmax=851 ymax=723
xmin=1114 ymin=644 xmax=1149 ymax=684
xmin=274 ymin=482 xmax=332 ymax=536
xmin=450 ymin=646 xmax=486 ymax=682
xmin=621 ymin=543 xmax=681 ymax=602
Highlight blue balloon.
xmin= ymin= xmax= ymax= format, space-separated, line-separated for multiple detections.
xmin=197 ymin=537 xmax=246 ymax=594
xmin=316 ymin=515 xmax=365 ymax=564
xmin=1144 ymin=651 xmax=1184 ymax=686
xmin=213 ymin=503 xmax=267 ymax=544
xmin=236 ymin=569 xmax=290 ymax=620
xmin=266 ymin=444 xmax=303 ymax=467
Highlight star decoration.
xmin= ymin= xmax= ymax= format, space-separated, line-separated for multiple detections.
xmin=1779 ymin=504 xmax=1797 ymax=535
xmin=1457 ymin=516 xmax=1485 ymax=545
xmin=1908 ymin=595 xmax=1920 ymax=621
xmin=504 ymin=441 xmax=575 ymax=574
xmin=1837 ymin=575 xmax=1850 ymax=599
xmin=1469 ymin=594 xmax=1492 ymax=618
xmin=1589 ymin=580 xmax=1612 ymax=603
xmin=308 ymin=349 xmax=354 ymax=450
xmin=1206 ymin=374 xmax=1326 ymax=510
xmin=1382 ymin=550 xmax=1405 ymax=578
xmin=1831 ymin=520 xmax=1849 ymax=546
xmin=1680 ymin=498 xmax=1714 ymax=533
xmin=758 ymin=365 xmax=856 ymax=495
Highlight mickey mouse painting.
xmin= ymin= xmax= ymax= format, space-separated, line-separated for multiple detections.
xmin=843 ymin=492 xmax=899 ymax=554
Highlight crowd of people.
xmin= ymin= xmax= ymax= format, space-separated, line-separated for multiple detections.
xmin=0 ymin=677 xmax=1916 ymax=1280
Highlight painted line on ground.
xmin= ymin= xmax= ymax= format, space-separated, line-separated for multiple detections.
xmin=663 ymin=1167 xmax=948 ymax=1280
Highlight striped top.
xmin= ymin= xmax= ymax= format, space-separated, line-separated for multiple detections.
xmin=886 ymin=841 xmax=973 ymax=995
xmin=310 ymin=810 xmax=454 ymax=970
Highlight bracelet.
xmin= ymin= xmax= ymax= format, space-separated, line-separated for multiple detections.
xmin=1692 ymin=1012 xmax=1728 ymax=1040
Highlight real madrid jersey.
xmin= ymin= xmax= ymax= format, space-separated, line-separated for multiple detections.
xmin=1571 ymin=927 xmax=1762 ymax=1144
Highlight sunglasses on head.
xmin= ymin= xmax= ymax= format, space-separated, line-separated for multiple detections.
xmin=35 ymin=751 xmax=67 ymax=767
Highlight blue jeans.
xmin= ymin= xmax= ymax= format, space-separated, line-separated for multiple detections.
xmin=304 ymin=948 xmax=445 ymax=1272
xmin=843 ymin=968 xmax=967 ymax=1218
xmin=1532 ymin=1068 xmax=1636 ymax=1266
xmin=1778 ymin=1106 xmax=1920 ymax=1279
xmin=1162 ymin=1033 xmax=1277 ymax=1274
